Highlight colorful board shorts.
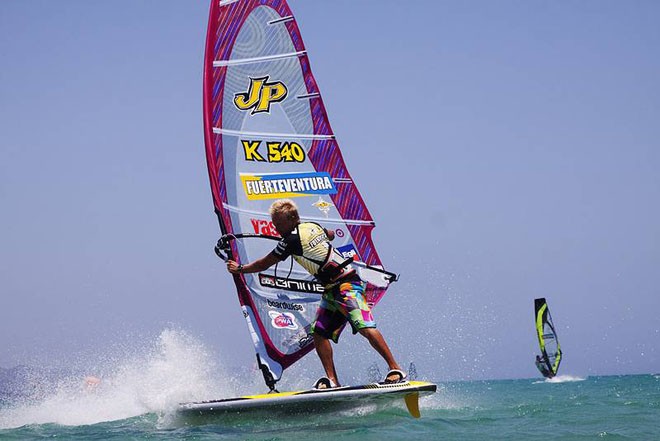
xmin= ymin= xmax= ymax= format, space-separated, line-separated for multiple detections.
xmin=311 ymin=278 xmax=376 ymax=343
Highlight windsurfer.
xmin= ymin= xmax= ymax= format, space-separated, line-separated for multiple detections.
xmin=535 ymin=355 xmax=553 ymax=378
xmin=226 ymin=199 xmax=405 ymax=388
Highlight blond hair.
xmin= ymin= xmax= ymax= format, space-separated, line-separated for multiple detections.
xmin=269 ymin=199 xmax=300 ymax=220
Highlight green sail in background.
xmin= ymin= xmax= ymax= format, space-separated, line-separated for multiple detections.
xmin=534 ymin=298 xmax=562 ymax=378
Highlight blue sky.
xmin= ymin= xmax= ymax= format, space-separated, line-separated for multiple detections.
xmin=1 ymin=1 xmax=659 ymax=383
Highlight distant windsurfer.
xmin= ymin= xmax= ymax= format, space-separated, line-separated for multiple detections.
xmin=226 ymin=199 xmax=405 ymax=389
xmin=535 ymin=355 xmax=554 ymax=378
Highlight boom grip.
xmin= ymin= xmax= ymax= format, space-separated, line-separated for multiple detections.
xmin=214 ymin=234 xmax=235 ymax=262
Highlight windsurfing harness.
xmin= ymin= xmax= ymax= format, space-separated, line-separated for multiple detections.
xmin=273 ymin=222 xmax=356 ymax=285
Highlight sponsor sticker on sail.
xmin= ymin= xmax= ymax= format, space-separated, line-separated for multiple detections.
xmin=260 ymin=273 xmax=324 ymax=294
xmin=234 ymin=76 xmax=288 ymax=114
xmin=337 ymin=244 xmax=360 ymax=261
xmin=241 ymin=171 xmax=337 ymax=200
xmin=269 ymin=311 xmax=298 ymax=330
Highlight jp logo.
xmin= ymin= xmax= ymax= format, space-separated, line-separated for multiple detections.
xmin=234 ymin=76 xmax=287 ymax=114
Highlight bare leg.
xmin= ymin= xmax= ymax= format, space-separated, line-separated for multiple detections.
xmin=358 ymin=328 xmax=403 ymax=381
xmin=313 ymin=333 xmax=340 ymax=386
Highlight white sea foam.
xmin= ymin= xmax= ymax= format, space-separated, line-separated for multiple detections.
xmin=532 ymin=374 xmax=586 ymax=384
xmin=0 ymin=328 xmax=233 ymax=428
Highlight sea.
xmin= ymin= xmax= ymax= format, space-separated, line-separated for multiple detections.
xmin=1 ymin=332 xmax=658 ymax=440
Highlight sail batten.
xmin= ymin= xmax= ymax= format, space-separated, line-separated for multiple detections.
xmin=223 ymin=203 xmax=375 ymax=225
xmin=203 ymin=0 xmax=394 ymax=390
xmin=296 ymin=93 xmax=320 ymax=99
xmin=213 ymin=51 xmax=306 ymax=67
xmin=268 ymin=16 xmax=294 ymax=25
xmin=213 ymin=127 xmax=334 ymax=140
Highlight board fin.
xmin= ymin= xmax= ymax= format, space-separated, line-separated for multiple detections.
xmin=404 ymin=392 xmax=421 ymax=418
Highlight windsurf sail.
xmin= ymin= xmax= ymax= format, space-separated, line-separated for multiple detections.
xmin=203 ymin=0 xmax=397 ymax=391
xmin=534 ymin=297 xmax=562 ymax=378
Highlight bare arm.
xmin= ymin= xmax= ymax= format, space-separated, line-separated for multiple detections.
xmin=226 ymin=252 xmax=281 ymax=275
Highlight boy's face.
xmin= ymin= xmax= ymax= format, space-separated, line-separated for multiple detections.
xmin=271 ymin=212 xmax=297 ymax=237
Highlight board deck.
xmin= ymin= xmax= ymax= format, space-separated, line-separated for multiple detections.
xmin=177 ymin=381 xmax=437 ymax=421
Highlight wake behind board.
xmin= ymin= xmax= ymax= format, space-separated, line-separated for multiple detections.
xmin=177 ymin=381 xmax=436 ymax=422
